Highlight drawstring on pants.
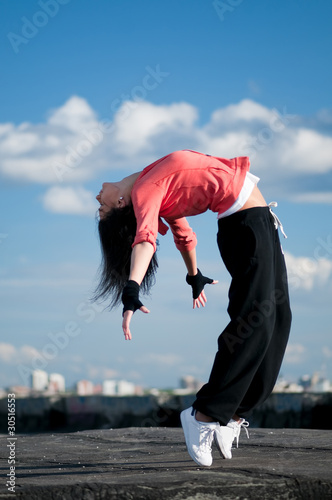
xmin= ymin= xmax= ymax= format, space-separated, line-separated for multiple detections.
xmin=268 ymin=202 xmax=287 ymax=239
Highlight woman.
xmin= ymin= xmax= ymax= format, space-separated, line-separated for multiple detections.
xmin=95 ymin=149 xmax=292 ymax=467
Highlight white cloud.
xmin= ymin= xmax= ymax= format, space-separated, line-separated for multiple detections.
xmin=137 ymin=352 xmax=183 ymax=366
xmin=0 ymin=343 xmax=42 ymax=365
xmin=113 ymin=100 xmax=198 ymax=156
xmin=0 ymin=96 xmax=102 ymax=184
xmin=207 ymin=99 xmax=273 ymax=125
xmin=42 ymin=185 xmax=97 ymax=216
xmin=0 ymin=96 xmax=331 ymax=210
xmin=86 ymin=364 xmax=118 ymax=380
xmin=293 ymin=192 xmax=332 ymax=204
xmin=0 ymin=343 xmax=17 ymax=363
xmin=278 ymin=128 xmax=332 ymax=174
xmin=284 ymin=343 xmax=306 ymax=364
xmin=0 ymin=130 xmax=41 ymax=155
xmin=20 ymin=345 xmax=42 ymax=362
xmin=285 ymin=251 xmax=332 ymax=291
xmin=48 ymin=96 xmax=98 ymax=132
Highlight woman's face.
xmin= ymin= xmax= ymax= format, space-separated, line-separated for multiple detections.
xmin=96 ymin=182 xmax=119 ymax=219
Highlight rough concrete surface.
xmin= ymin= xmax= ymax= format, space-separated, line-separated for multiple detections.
xmin=1 ymin=427 xmax=331 ymax=499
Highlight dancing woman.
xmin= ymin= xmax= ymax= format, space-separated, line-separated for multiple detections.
xmin=95 ymin=149 xmax=291 ymax=466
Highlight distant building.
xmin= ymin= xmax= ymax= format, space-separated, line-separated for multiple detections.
xmin=77 ymin=380 xmax=94 ymax=396
xmin=117 ymin=380 xmax=135 ymax=396
xmin=273 ymin=378 xmax=303 ymax=393
xmin=310 ymin=378 xmax=331 ymax=393
xmin=102 ymin=379 xmax=136 ymax=396
xmin=48 ymin=373 xmax=65 ymax=393
xmin=93 ymin=383 xmax=103 ymax=394
xmin=298 ymin=374 xmax=311 ymax=391
xmin=178 ymin=375 xmax=203 ymax=393
xmin=298 ymin=373 xmax=331 ymax=393
xmin=7 ymin=385 xmax=31 ymax=398
xmin=102 ymin=380 xmax=117 ymax=396
xmin=31 ymin=369 xmax=48 ymax=391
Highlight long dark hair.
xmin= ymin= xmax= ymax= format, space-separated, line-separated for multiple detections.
xmin=93 ymin=204 xmax=158 ymax=308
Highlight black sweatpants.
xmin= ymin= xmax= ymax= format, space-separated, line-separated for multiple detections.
xmin=193 ymin=206 xmax=292 ymax=425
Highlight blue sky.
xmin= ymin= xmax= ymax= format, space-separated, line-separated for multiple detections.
xmin=0 ymin=0 xmax=331 ymax=391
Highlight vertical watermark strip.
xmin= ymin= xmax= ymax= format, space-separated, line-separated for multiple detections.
xmin=7 ymin=393 xmax=16 ymax=493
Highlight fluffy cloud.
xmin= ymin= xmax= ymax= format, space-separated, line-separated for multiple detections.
xmin=137 ymin=352 xmax=183 ymax=366
xmin=293 ymin=192 xmax=332 ymax=204
xmin=1 ymin=96 xmax=331 ymax=209
xmin=284 ymin=343 xmax=307 ymax=364
xmin=0 ymin=343 xmax=42 ymax=365
xmin=0 ymin=343 xmax=17 ymax=363
xmin=42 ymin=185 xmax=97 ymax=216
xmin=285 ymin=252 xmax=332 ymax=291
xmin=0 ymin=96 xmax=103 ymax=184
xmin=86 ymin=364 xmax=118 ymax=380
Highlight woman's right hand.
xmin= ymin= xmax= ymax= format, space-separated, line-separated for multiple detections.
xmin=122 ymin=306 xmax=150 ymax=340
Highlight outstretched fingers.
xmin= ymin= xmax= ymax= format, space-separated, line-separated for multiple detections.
xmin=192 ymin=280 xmax=218 ymax=309
xmin=122 ymin=306 xmax=150 ymax=340
xmin=193 ymin=290 xmax=207 ymax=309
xmin=122 ymin=310 xmax=133 ymax=340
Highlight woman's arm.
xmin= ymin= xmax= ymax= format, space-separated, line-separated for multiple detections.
xmin=180 ymin=248 xmax=218 ymax=309
xmin=180 ymin=248 xmax=198 ymax=276
xmin=122 ymin=242 xmax=155 ymax=340
xmin=129 ymin=241 xmax=155 ymax=284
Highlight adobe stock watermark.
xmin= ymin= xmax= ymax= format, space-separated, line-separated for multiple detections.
xmin=17 ymin=299 xmax=104 ymax=385
xmin=7 ymin=0 xmax=71 ymax=54
xmin=240 ymin=107 xmax=296 ymax=160
xmin=222 ymin=288 xmax=289 ymax=354
xmin=213 ymin=0 xmax=245 ymax=22
xmin=7 ymin=394 xmax=16 ymax=494
xmin=287 ymin=234 xmax=332 ymax=291
xmin=52 ymin=64 xmax=170 ymax=182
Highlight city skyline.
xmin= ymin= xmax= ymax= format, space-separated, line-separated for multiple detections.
xmin=2 ymin=367 xmax=331 ymax=400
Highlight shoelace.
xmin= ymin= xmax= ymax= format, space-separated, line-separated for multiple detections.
xmin=229 ymin=419 xmax=250 ymax=448
xmin=199 ymin=425 xmax=216 ymax=452
xmin=268 ymin=202 xmax=287 ymax=239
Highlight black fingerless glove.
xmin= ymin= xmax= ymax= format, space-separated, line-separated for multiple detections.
xmin=186 ymin=269 xmax=214 ymax=299
xmin=121 ymin=280 xmax=143 ymax=316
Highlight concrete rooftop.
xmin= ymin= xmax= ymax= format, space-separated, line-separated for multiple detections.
xmin=1 ymin=427 xmax=331 ymax=499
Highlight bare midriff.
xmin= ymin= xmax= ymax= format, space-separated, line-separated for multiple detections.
xmin=237 ymin=184 xmax=267 ymax=212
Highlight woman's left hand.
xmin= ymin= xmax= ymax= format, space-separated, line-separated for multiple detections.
xmin=186 ymin=269 xmax=218 ymax=308
xmin=193 ymin=282 xmax=218 ymax=309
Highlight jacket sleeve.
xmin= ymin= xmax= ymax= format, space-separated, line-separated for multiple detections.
xmin=164 ymin=217 xmax=197 ymax=252
xmin=131 ymin=185 xmax=164 ymax=253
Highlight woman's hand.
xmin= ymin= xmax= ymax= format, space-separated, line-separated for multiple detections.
xmin=122 ymin=306 xmax=150 ymax=340
xmin=193 ymin=285 xmax=217 ymax=309
xmin=186 ymin=269 xmax=218 ymax=309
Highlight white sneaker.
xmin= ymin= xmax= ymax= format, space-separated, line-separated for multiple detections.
xmin=180 ymin=407 xmax=219 ymax=467
xmin=227 ymin=418 xmax=250 ymax=448
xmin=213 ymin=425 xmax=235 ymax=459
